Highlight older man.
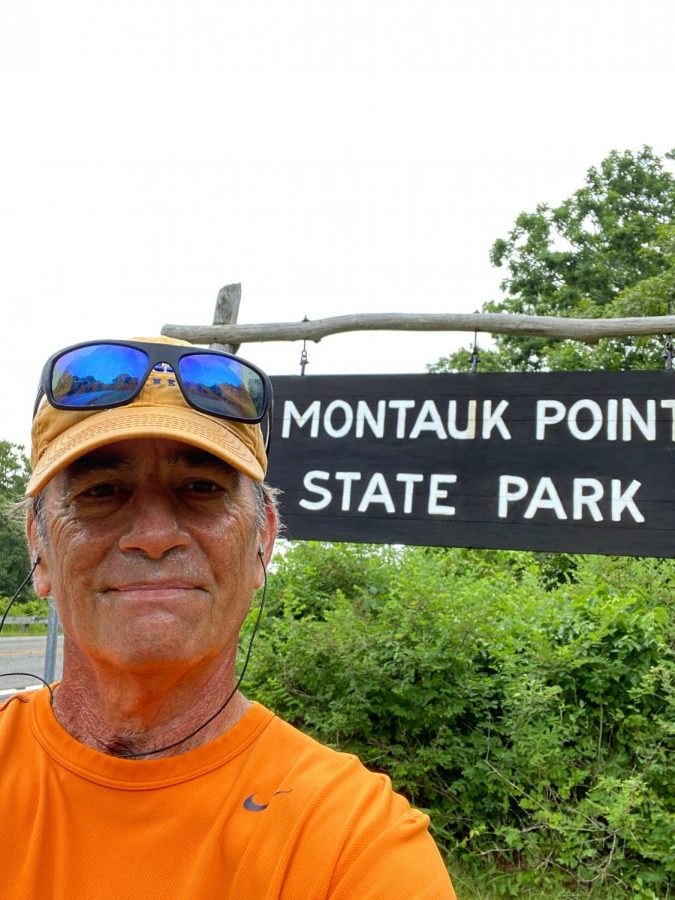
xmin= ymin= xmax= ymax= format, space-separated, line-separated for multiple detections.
xmin=0 ymin=336 xmax=455 ymax=899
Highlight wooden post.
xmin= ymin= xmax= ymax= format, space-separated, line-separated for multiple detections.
xmin=210 ymin=283 xmax=242 ymax=355
xmin=43 ymin=600 xmax=60 ymax=683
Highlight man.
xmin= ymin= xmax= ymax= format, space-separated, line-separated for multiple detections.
xmin=0 ymin=336 xmax=455 ymax=899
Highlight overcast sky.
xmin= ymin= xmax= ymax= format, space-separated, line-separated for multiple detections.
xmin=1 ymin=0 xmax=673 ymax=450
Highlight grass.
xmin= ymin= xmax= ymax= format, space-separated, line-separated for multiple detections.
xmin=0 ymin=624 xmax=49 ymax=635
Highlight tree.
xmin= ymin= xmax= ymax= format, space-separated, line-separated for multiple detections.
xmin=0 ymin=441 xmax=32 ymax=599
xmin=432 ymin=146 xmax=675 ymax=373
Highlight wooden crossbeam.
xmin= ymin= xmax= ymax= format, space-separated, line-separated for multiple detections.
xmin=162 ymin=312 xmax=675 ymax=345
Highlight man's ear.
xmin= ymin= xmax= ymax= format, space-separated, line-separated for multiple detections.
xmin=253 ymin=500 xmax=277 ymax=590
xmin=26 ymin=508 xmax=52 ymax=598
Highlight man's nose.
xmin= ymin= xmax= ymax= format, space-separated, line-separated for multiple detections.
xmin=118 ymin=488 xmax=190 ymax=558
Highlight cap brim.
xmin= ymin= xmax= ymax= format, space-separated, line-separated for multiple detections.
xmin=26 ymin=405 xmax=265 ymax=496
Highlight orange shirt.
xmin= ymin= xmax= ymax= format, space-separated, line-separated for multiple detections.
xmin=0 ymin=689 xmax=455 ymax=899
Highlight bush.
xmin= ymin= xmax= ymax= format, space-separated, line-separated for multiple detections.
xmin=246 ymin=544 xmax=674 ymax=896
xmin=0 ymin=596 xmax=50 ymax=635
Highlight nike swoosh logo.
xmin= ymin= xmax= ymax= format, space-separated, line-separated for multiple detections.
xmin=243 ymin=790 xmax=292 ymax=812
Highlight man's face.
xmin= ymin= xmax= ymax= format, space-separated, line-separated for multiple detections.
xmin=28 ymin=438 xmax=274 ymax=675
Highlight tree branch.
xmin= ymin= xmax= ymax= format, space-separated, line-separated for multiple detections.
xmin=162 ymin=312 xmax=675 ymax=345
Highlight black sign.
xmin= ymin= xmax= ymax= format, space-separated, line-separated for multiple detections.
xmin=266 ymin=372 xmax=675 ymax=557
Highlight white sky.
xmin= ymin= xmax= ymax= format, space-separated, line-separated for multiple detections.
xmin=1 ymin=0 xmax=674 ymax=450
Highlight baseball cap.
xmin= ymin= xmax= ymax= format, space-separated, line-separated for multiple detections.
xmin=26 ymin=336 xmax=268 ymax=496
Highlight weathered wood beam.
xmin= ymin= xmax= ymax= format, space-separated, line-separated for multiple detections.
xmin=209 ymin=283 xmax=242 ymax=355
xmin=162 ymin=312 xmax=675 ymax=345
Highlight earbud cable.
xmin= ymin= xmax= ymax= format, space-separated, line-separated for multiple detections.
xmin=1 ymin=556 xmax=267 ymax=754
xmin=124 ymin=553 xmax=268 ymax=758
xmin=0 ymin=557 xmax=40 ymax=634
xmin=0 ymin=558 xmax=55 ymax=703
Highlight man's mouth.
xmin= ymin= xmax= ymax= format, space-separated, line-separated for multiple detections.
xmin=102 ymin=582 xmax=205 ymax=601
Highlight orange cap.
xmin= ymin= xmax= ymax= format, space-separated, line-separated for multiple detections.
xmin=26 ymin=336 xmax=267 ymax=496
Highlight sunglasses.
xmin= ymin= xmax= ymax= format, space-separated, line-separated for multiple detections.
xmin=34 ymin=340 xmax=273 ymax=444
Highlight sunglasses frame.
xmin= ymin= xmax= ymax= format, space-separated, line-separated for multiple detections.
xmin=34 ymin=340 xmax=274 ymax=434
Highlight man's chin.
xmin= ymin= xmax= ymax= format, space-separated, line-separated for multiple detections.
xmin=87 ymin=624 xmax=211 ymax=675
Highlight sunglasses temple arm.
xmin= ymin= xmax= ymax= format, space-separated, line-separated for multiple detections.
xmin=264 ymin=408 xmax=273 ymax=458
xmin=32 ymin=388 xmax=45 ymax=419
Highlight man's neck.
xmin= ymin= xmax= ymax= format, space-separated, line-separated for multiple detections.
xmin=52 ymin=641 xmax=251 ymax=759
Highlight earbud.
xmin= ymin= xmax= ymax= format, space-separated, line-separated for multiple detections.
xmin=257 ymin=545 xmax=264 ymax=559
xmin=33 ymin=550 xmax=41 ymax=567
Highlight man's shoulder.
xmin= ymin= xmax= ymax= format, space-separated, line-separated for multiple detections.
xmin=0 ymin=689 xmax=38 ymax=720
xmin=258 ymin=708 xmax=385 ymax=786
xmin=260 ymin=709 xmax=352 ymax=760
xmin=252 ymin=707 xmax=416 ymax=828
xmin=0 ymin=689 xmax=40 ymax=757
xmin=245 ymin=708 xmax=456 ymax=898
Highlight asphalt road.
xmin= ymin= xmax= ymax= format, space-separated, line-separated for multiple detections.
xmin=0 ymin=635 xmax=64 ymax=693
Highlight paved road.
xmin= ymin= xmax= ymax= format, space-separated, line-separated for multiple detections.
xmin=0 ymin=635 xmax=64 ymax=692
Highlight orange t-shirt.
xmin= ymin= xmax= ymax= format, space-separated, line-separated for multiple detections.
xmin=0 ymin=689 xmax=455 ymax=899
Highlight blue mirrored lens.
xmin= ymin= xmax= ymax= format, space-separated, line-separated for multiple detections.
xmin=179 ymin=354 xmax=265 ymax=420
xmin=51 ymin=345 xmax=148 ymax=408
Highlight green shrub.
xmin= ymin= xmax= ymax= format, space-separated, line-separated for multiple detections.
xmin=246 ymin=544 xmax=675 ymax=896
xmin=2 ymin=597 xmax=49 ymax=617
xmin=0 ymin=596 xmax=50 ymax=634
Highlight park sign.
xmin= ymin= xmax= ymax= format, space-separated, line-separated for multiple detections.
xmin=266 ymin=371 xmax=675 ymax=557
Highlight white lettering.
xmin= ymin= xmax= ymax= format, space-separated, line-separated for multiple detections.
xmin=299 ymin=471 xmax=332 ymax=510
xmin=611 ymin=479 xmax=644 ymax=522
xmin=410 ymin=400 xmax=447 ymax=440
xmin=447 ymin=400 xmax=477 ymax=439
xmin=622 ymin=399 xmax=656 ymax=441
xmin=498 ymin=476 xmax=529 ymax=517
xmin=335 ymin=472 xmax=362 ymax=511
xmin=358 ymin=473 xmax=395 ymax=513
xmin=286 ymin=395 xmax=671 ymax=443
xmin=482 ymin=400 xmax=511 ymax=439
xmin=567 ymin=400 xmax=603 ymax=441
xmin=524 ymin=477 xmax=567 ymax=520
xmin=573 ymin=478 xmax=604 ymax=521
xmin=388 ymin=400 xmax=416 ymax=438
xmin=606 ymin=399 xmax=618 ymax=441
xmin=282 ymin=400 xmax=321 ymax=438
xmin=499 ymin=476 xmax=645 ymax=524
xmin=428 ymin=474 xmax=457 ymax=515
xmin=355 ymin=400 xmax=386 ymax=438
xmin=536 ymin=400 xmax=566 ymax=440
xmin=396 ymin=473 xmax=424 ymax=513
xmin=661 ymin=400 xmax=675 ymax=440
xmin=323 ymin=400 xmax=354 ymax=438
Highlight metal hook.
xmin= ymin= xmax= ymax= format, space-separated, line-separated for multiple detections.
xmin=299 ymin=315 xmax=309 ymax=376
xmin=664 ymin=301 xmax=674 ymax=372
xmin=470 ymin=323 xmax=480 ymax=373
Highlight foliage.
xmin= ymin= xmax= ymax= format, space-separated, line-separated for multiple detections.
xmin=247 ymin=543 xmax=675 ymax=896
xmin=0 ymin=441 xmax=33 ymax=601
xmin=0 ymin=595 xmax=49 ymax=633
xmin=0 ymin=596 xmax=48 ymax=616
xmin=432 ymin=147 xmax=675 ymax=373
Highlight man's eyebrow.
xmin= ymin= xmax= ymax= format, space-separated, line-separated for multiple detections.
xmin=167 ymin=448 xmax=235 ymax=472
xmin=66 ymin=454 xmax=133 ymax=476
xmin=62 ymin=448 xmax=237 ymax=482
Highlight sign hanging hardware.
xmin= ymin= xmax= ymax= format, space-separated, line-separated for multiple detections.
xmin=470 ymin=315 xmax=480 ymax=373
xmin=299 ymin=315 xmax=310 ymax=376
xmin=663 ymin=301 xmax=673 ymax=372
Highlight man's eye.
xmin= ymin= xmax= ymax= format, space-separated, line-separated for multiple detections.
xmin=187 ymin=480 xmax=221 ymax=494
xmin=84 ymin=483 xmax=120 ymax=499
